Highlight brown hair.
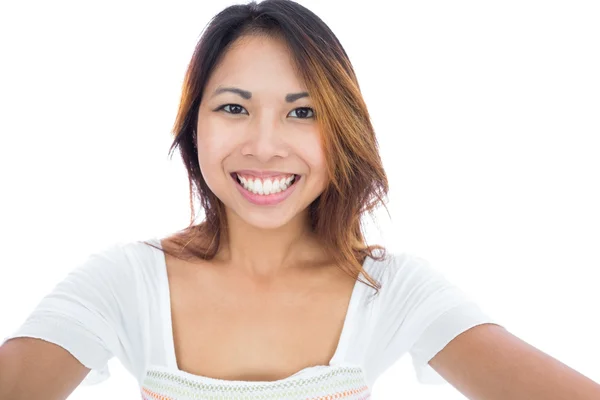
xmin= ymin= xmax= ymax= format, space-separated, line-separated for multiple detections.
xmin=142 ymin=0 xmax=390 ymax=295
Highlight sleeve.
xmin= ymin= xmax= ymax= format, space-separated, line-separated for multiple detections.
xmin=366 ymin=253 xmax=502 ymax=385
xmin=1 ymin=242 xmax=145 ymax=386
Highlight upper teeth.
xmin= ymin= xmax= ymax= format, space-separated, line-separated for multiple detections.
xmin=236 ymin=173 xmax=296 ymax=195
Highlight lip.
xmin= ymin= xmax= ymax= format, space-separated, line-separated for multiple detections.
xmin=231 ymin=173 xmax=301 ymax=206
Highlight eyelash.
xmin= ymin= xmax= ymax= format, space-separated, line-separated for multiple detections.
xmin=216 ymin=104 xmax=315 ymax=119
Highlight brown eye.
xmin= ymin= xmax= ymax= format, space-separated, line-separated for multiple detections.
xmin=288 ymin=107 xmax=315 ymax=119
xmin=218 ymin=104 xmax=248 ymax=115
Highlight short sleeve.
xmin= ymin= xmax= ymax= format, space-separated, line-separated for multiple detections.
xmin=1 ymin=242 xmax=145 ymax=386
xmin=365 ymin=253 xmax=502 ymax=386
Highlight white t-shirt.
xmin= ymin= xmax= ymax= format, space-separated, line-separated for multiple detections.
xmin=2 ymin=238 xmax=501 ymax=397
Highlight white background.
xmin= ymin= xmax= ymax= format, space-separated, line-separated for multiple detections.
xmin=0 ymin=0 xmax=598 ymax=398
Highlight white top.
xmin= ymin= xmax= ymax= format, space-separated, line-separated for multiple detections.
xmin=2 ymin=238 xmax=501 ymax=398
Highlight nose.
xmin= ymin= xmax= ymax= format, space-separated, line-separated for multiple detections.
xmin=240 ymin=110 xmax=289 ymax=162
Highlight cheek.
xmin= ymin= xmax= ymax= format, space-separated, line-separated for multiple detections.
xmin=196 ymin=118 xmax=237 ymax=164
xmin=302 ymin=132 xmax=326 ymax=168
xmin=197 ymin=117 xmax=227 ymax=149
xmin=196 ymin=119 xmax=238 ymax=190
xmin=196 ymin=141 xmax=231 ymax=198
xmin=294 ymin=131 xmax=328 ymax=183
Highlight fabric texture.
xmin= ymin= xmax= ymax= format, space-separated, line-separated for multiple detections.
xmin=2 ymin=237 xmax=501 ymax=397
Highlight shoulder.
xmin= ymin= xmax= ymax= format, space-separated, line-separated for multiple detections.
xmin=67 ymin=238 xmax=162 ymax=290
xmin=365 ymin=250 xmax=433 ymax=284
xmin=367 ymin=251 xmax=471 ymax=314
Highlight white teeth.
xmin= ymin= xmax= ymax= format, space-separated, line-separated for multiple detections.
xmin=272 ymin=179 xmax=281 ymax=193
xmin=263 ymin=179 xmax=273 ymax=195
xmin=236 ymin=173 xmax=296 ymax=195
xmin=254 ymin=179 xmax=264 ymax=195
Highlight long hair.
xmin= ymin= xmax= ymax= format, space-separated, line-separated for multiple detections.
xmin=142 ymin=0 xmax=390 ymax=295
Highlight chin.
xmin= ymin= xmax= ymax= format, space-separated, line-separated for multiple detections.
xmin=235 ymin=208 xmax=299 ymax=231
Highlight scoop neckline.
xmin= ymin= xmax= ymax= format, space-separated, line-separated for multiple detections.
xmin=151 ymin=237 xmax=372 ymax=385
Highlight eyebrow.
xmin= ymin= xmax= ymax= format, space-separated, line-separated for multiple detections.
xmin=211 ymin=86 xmax=309 ymax=102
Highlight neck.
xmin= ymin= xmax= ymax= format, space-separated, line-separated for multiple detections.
xmin=217 ymin=207 xmax=325 ymax=278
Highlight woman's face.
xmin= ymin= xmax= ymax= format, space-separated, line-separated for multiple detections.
xmin=196 ymin=34 xmax=328 ymax=230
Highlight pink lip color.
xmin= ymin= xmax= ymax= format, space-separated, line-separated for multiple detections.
xmin=232 ymin=174 xmax=300 ymax=206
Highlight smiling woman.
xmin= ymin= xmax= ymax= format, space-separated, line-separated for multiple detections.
xmin=159 ymin=7 xmax=391 ymax=274
xmin=2 ymin=0 xmax=598 ymax=399
xmin=0 ymin=2 xmax=496 ymax=399
xmin=191 ymin=33 xmax=334 ymax=232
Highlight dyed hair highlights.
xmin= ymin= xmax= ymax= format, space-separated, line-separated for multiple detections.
xmin=145 ymin=0 xmax=390 ymax=294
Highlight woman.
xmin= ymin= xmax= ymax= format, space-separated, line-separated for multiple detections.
xmin=2 ymin=1 xmax=599 ymax=399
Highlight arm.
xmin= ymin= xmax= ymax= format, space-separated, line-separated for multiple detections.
xmin=429 ymin=323 xmax=600 ymax=399
xmin=0 ymin=337 xmax=90 ymax=400
xmin=0 ymin=241 xmax=150 ymax=398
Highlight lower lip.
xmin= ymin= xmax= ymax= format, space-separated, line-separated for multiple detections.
xmin=232 ymin=174 xmax=300 ymax=206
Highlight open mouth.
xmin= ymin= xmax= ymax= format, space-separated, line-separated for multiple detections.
xmin=230 ymin=173 xmax=300 ymax=195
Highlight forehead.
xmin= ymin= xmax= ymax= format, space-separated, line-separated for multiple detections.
xmin=207 ymin=35 xmax=305 ymax=90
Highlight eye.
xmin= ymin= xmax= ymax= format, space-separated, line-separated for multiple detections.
xmin=288 ymin=107 xmax=315 ymax=119
xmin=215 ymin=104 xmax=315 ymax=118
xmin=217 ymin=104 xmax=248 ymax=115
